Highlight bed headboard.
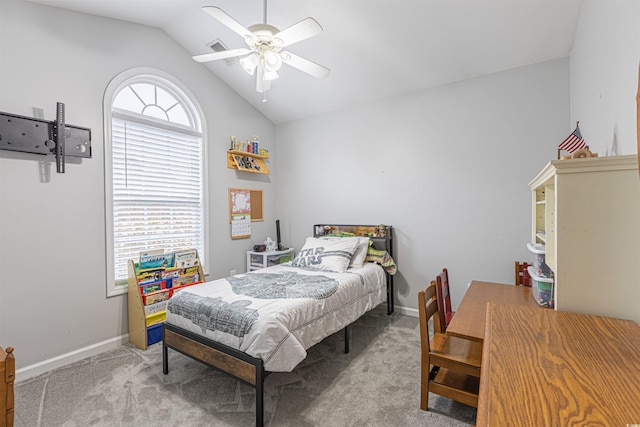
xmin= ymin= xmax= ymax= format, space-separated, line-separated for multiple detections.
xmin=314 ymin=224 xmax=395 ymax=314
xmin=313 ymin=224 xmax=393 ymax=258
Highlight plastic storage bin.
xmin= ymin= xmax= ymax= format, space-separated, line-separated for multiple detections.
xmin=528 ymin=266 xmax=554 ymax=308
xmin=527 ymin=243 xmax=551 ymax=277
xmin=267 ymin=253 xmax=292 ymax=266
xmin=147 ymin=323 xmax=163 ymax=345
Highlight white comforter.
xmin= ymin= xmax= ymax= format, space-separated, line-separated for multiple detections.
xmin=165 ymin=262 xmax=386 ymax=372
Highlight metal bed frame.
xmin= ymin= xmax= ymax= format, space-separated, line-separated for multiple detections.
xmin=162 ymin=224 xmax=394 ymax=426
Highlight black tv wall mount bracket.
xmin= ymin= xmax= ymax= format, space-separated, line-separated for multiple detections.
xmin=0 ymin=102 xmax=91 ymax=173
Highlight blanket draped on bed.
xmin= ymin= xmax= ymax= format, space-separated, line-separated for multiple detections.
xmin=168 ymin=272 xmax=339 ymax=338
xmin=365 ymin=249 xmax=397 ymax=275
xmin=166 ymin=263 xmax=386 ymax=372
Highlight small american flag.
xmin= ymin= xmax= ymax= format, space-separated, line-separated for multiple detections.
xmin=558 ymin=122 xmax=587 ymax=153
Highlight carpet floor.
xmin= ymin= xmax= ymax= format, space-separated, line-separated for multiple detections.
xmin=14 ymin=305 xmax=477 ymax=426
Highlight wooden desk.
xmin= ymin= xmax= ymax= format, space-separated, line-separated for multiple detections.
xmin=477 ymin=303 xmax=640 ymax=426
xmin=446 ymin=281 xmax=538 ymax=342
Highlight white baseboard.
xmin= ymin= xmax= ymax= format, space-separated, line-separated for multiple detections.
xmin=15 ymin=305 xmax=417 ymax=383
xmin=394 ymin=305 xmax=418 ymax=318
xmin=15 ymin=334 xmax=129 ymax=384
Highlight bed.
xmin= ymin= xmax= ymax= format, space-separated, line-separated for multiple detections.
xmin=162 ymin=224 xmax=395 ymax=426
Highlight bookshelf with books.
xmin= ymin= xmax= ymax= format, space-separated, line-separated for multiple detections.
xmin=127 ymin=249 xmax=204 ymax=350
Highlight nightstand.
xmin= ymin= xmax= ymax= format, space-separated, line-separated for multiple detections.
xmin=246 ymin=248 xmax=294 ymax=272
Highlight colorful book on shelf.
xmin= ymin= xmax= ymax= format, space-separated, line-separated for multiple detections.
xmin=137 ymin=270 xmax=164 ymax=284
xmin=139 ymin=251 xmax=174 ymax=271
xmin=140 ymin=283 xmax=161 ymax=294
xmin=160 ymin=268 xmax=180 ymax=280
xmin=142 ymin=289 xmax=172 ymax=305
xmin=139 ymin=279 xmax=169 ymax=294
xmin=180 ymin=265 xmax=200 ymax=275
xmin=174 ymin=249 xmax=198 ymax=269
xmin=144 ymin=300 xmax=168 ymax=316
xmin=172 ymin=273 xmax=200 ymax=288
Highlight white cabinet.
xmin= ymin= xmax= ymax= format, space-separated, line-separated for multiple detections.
xmin=246 ymin=248 xmax=294 ymax=272
xmin=529 ymin=155 xmax=640 ymax=323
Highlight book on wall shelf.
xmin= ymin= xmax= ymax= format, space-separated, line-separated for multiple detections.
xmin=127 ymin=248 xmax=205 ymax=350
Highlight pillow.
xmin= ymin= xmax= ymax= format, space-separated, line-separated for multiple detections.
xmin=321 ymin=236 xmax=370 ymax=269
xmin=349 ymin=237 xmax=370 ymax=268
xmin=291 ymin=237 xmax=358 ymax=272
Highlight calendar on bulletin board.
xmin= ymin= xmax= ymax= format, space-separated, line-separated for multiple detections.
xmin=231 ymin=214 xmax=251 ymax=239
xmin=229 ymin=188 xmax=251 ymax=239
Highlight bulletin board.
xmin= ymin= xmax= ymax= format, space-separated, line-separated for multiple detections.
xmin=228 ymin=188 xmax=264 ymax=239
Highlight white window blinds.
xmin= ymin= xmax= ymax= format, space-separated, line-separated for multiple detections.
xmin=110 ymin=117 xmax=205 ymax=283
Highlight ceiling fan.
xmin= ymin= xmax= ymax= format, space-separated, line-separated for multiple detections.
xmin=193 ymin=1 xmax=330 ymax=95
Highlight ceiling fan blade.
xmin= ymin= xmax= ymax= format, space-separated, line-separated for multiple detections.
xmin=273 ymin=17 xmax=323 ymax=47
xmin=193 ymin=48 xmax=251 ymax=63
xmin=202 ymin=6 xmax=252 ymax=39
xmin=281 ymin=51 xmax=330 ymax=79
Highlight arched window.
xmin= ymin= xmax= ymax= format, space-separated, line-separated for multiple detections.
xmin=104 ymin=68 xmax=208 ymax=296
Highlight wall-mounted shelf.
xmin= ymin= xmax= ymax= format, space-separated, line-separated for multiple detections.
xmin=227 ymin=150 xmax=270 ymax=175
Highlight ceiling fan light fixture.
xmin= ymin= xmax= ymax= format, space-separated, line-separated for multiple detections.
xmin=256 ymin=64 xmax=271 ymax=93
xmin=263 ymin=69 xmax=279 ymax=81
xmin=263 ymin=50 xmax=282 ymax=72
xmin=239 ymin=53 xmax=259 ymax=75
xmin=272 ymin=37 xmax=284 ymax=49
xmin=257 ymin=80 xmax=271 ymax=93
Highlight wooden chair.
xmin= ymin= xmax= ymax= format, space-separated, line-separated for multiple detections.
xmin=515 ymin=261 xmax=531 ymax=286
xmin=1 ymin=346 xmax=14 ymax=427
xmin=435 ymin=268 xmax=455 ymax=332
xmin=418 ymin=281 xmax=482 ymax=410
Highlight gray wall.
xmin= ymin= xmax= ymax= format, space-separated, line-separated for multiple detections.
xmin=275 ymin=59 xmax=569 ymax=313
xmin=275 ymin=0 xmax=640 ymax=315
xmin=1 ymin=0 xmax=638 ymax=374
xmin=0 ymin=0 xmax=276 ymax=370
xmin=569 ymin=0 xmax=640 ymax=155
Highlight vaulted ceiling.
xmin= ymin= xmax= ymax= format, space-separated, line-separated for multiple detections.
xmin=25 ymin=0 xmax=583 ymax=124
